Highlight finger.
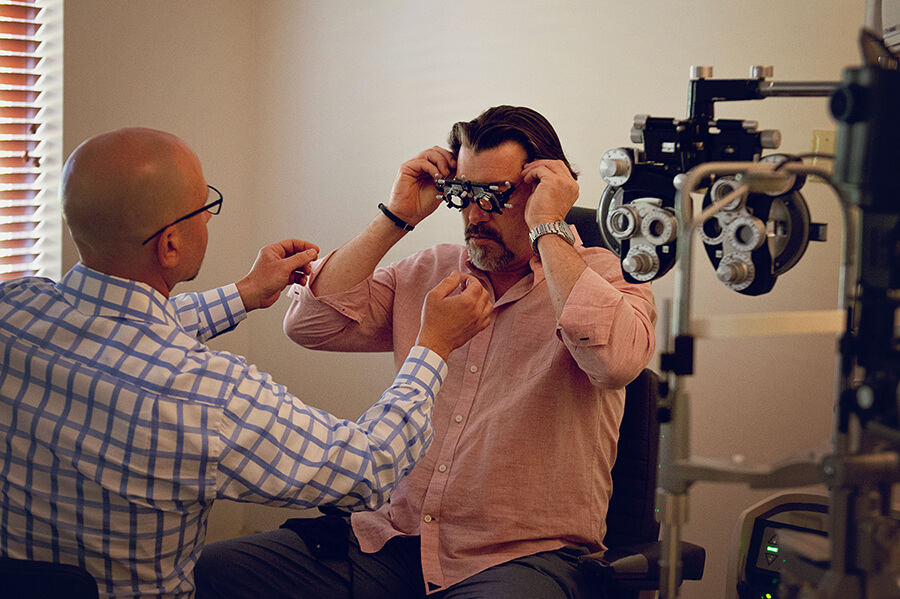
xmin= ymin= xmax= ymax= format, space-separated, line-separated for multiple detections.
xmin=522 ymin=163 xmax=548 ymax=185
xmin=279 ymin=239 xmax=320 ymax=256
xmin=457 ymin=274 xmax=484 ymax=295
xmin=408 ymin=148 xmax=457 ymax=180
xmin=425 ymin=147 xmax=457 ymax=178
xmin=525 ymin=159 xmax=574 ymax=182
xmin=429 ymin=270 xmax=463 ymax=299
xmin=405 ymin=158 xmax=448 ymax=183
xmin=286 ymin=247 xmax=319 ymax=273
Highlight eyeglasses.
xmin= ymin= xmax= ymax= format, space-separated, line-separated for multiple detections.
xmin=435 ymin=178 xmax=516 ymax=215
xmin=141 ymin=185 xmax=223 ymax=245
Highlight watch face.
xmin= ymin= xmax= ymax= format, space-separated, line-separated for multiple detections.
xmin=556 ymin=222 xmax=575 ymax=243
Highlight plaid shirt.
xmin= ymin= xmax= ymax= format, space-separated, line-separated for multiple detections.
xmin=0 ymin=264 xmax=445 ymax=598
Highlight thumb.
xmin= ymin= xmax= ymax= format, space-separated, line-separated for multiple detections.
xmin=286 ymin=247 xmax=319 ymax=270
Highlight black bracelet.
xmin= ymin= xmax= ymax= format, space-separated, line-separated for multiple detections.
xmin=377 ymin=203 xmax=414 ymax=232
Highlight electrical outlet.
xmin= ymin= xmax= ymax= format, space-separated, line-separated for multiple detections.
xmin=810 ymin=130 xmax=836 ymax=166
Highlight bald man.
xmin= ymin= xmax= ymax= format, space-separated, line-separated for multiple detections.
xmin=0 ymin=128 xmax=493 ymax=599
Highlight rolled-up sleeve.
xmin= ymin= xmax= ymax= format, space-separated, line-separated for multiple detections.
xmin=284 ymin=253 xmax=397 ymax=352
xmin=556 ymin=249 xmax=657 ymax=389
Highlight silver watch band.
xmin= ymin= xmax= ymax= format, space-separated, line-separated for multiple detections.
xmin=529 ymin=221 xmax=575 ymax=254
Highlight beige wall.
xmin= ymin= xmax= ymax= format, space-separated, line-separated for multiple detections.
xmin=63 ymin=2 xmax=868 ymax=597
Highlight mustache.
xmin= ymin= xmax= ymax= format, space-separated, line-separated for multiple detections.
xmin=464 ymin=224 xmax=502 ymax=243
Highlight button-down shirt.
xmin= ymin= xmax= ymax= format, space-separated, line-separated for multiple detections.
xmin=0 ymin=263 xmax=446 ymax=599
xmin=285 ymin=239 xmax=656 ymax=593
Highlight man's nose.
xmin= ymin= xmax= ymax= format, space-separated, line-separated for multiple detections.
xmin=465 ymin=204 xmax=491 ymax=225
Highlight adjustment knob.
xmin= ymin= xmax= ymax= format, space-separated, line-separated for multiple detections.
xmin=691 ymin=65 xmax=713 ymax=80
xmin=599 ymin=148 xmax=634 ymax=186
xmin=759 ymin=129 xmax=782 ymax=149
xmin=830 ymin=83 xmax=865 ymax=123
xmin=599 ymin=158 xmax=629 ymax=180
xmin=717 ymin=260 xmax=750 ymax=284
xmin=623 ymin=253 xmax=655 ymax=275
xmin=750 ymin=65 xmax=774 ymax=79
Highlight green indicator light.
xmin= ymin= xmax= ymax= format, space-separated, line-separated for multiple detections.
xmin=766 ymin=545 xmax=779 ymax=553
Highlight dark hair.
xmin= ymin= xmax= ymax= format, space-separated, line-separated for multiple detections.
xmin=447 ymin=105 xmax=578 ymax=180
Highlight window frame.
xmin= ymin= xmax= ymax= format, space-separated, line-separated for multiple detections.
xmin=0 ymin=0 xmax=63 ymax=283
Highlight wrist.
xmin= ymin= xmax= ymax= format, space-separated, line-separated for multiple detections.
xmin=528 ymin=220 xmax=576 ymax=255
xmin=235 ymin=277 xmax=257 ymax=312
xmin=525 ymin=213 xmax=567 ymax=230
xmin=415 ymin=333 xmax=451 ymax=363
xmin=378 ymin=203 xmax=415 ymax=232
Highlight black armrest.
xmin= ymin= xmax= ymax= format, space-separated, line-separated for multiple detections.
xmin=577 ymin=541 xmax=706 ymax=591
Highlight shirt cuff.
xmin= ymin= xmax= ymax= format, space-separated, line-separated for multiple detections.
xmin=395 ymin=346 xmax=449 ymax=399
xmin=221 ymin=283 xmax=248 ymax=324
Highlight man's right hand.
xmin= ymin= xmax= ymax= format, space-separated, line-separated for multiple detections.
xmin=385 ymin=146 xmax=457 ymax=227
xmin=416 ymin=271 xmax=493 ymax=361
xmin=307 ymin=148 xmax=457 ymax=299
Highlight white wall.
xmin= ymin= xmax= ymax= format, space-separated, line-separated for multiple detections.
xmin=63 ymin=2 xmax=867 ymax=597
xmin=63 ymin=0 xmax=262 ymax=540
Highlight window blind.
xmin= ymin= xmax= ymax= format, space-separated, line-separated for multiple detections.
xmin=0 ymin=0 xmax=62 ymax=283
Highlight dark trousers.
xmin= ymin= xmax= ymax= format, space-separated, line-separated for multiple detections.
xmin=194 ymin=515 xmax=602 ymax=599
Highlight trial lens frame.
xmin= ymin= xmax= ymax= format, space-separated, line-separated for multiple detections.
xmin=435 ymin=177 xmax=515 ymax=214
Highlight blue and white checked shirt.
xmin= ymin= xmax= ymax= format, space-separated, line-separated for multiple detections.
xmin=0 ymin=263 xmax=446 ymax=598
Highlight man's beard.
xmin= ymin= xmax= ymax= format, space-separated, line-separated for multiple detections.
xmin=465 ymin=224 xmax=515 ymax=272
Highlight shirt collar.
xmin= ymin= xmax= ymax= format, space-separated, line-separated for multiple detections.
xmin=461 ymin=252 xmax=546 ymax=304
xmin=57 ymin=263 xmax=180 ymax=327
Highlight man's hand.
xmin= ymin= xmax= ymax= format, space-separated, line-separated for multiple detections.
xmin=236 ymin=239 xmax=320 ymax=312
xmin=415 ymin=271 xmax=493 ymax=361
xmin=521 ymin=159 xmax=580 ymax=229
xmin=386 ymin=146 xmax=457 ymax=227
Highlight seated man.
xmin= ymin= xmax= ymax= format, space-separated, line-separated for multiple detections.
xmin=196 ymin=106 xmax=656 ymax=598
xmin=0 ymin=127 xmax=493 ymax=599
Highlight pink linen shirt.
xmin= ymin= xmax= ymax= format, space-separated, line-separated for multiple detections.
xmin=284 ymin=239 xmax=656 ymax=594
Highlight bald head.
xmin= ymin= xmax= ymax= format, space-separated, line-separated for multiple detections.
xmin=62 ymin=128 xmax=207 ymax=267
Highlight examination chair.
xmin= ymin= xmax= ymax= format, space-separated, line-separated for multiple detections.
xmin=0 ymin=557 xmax=99 ymax=599
xmin=566 ymin=207 xmax=706 ymax=598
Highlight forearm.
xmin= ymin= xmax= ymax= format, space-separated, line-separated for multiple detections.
xmin=345 ymin=345 xmax=446 ymax=509
xmin=534 ymin=233 xmax=588 ymax=319
xmin=216 ymin=346 xmax=446 ymax=510
xmin=284 ymin=255 xmax=399 ymax=352
xmin=172 ymin=284 xmax=247 ymax=342
xmin=311 ymin=212 xmax=408 ymax=296
xmin=283 ymin=283 xmax=395 ymax=352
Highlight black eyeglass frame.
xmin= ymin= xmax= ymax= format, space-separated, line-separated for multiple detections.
xmin=435 ymin=178 xmax=516 ymax=215
xmin=141 ymin=185 xmax=223 ymax=245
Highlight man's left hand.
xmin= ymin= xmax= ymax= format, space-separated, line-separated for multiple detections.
xmin=521 ymin=159 xmax=580 ymax=228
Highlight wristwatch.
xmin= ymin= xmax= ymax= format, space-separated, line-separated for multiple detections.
xmin=529 ymin=220 xmax=576 ymax=255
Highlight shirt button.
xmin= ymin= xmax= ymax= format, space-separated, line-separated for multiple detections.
xmin=438 ymin=464 xmax=447 ymax=472
xmin=469 ymin=365 xmax=478 ymax=373
xmin=455 ymin=415 xmax=463 ymax=423
xmin=424 ymin=515 xmax=433 ymax=523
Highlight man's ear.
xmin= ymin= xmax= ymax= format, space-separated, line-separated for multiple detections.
xmin=155 ymin=227 xmax=181 ymax=270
